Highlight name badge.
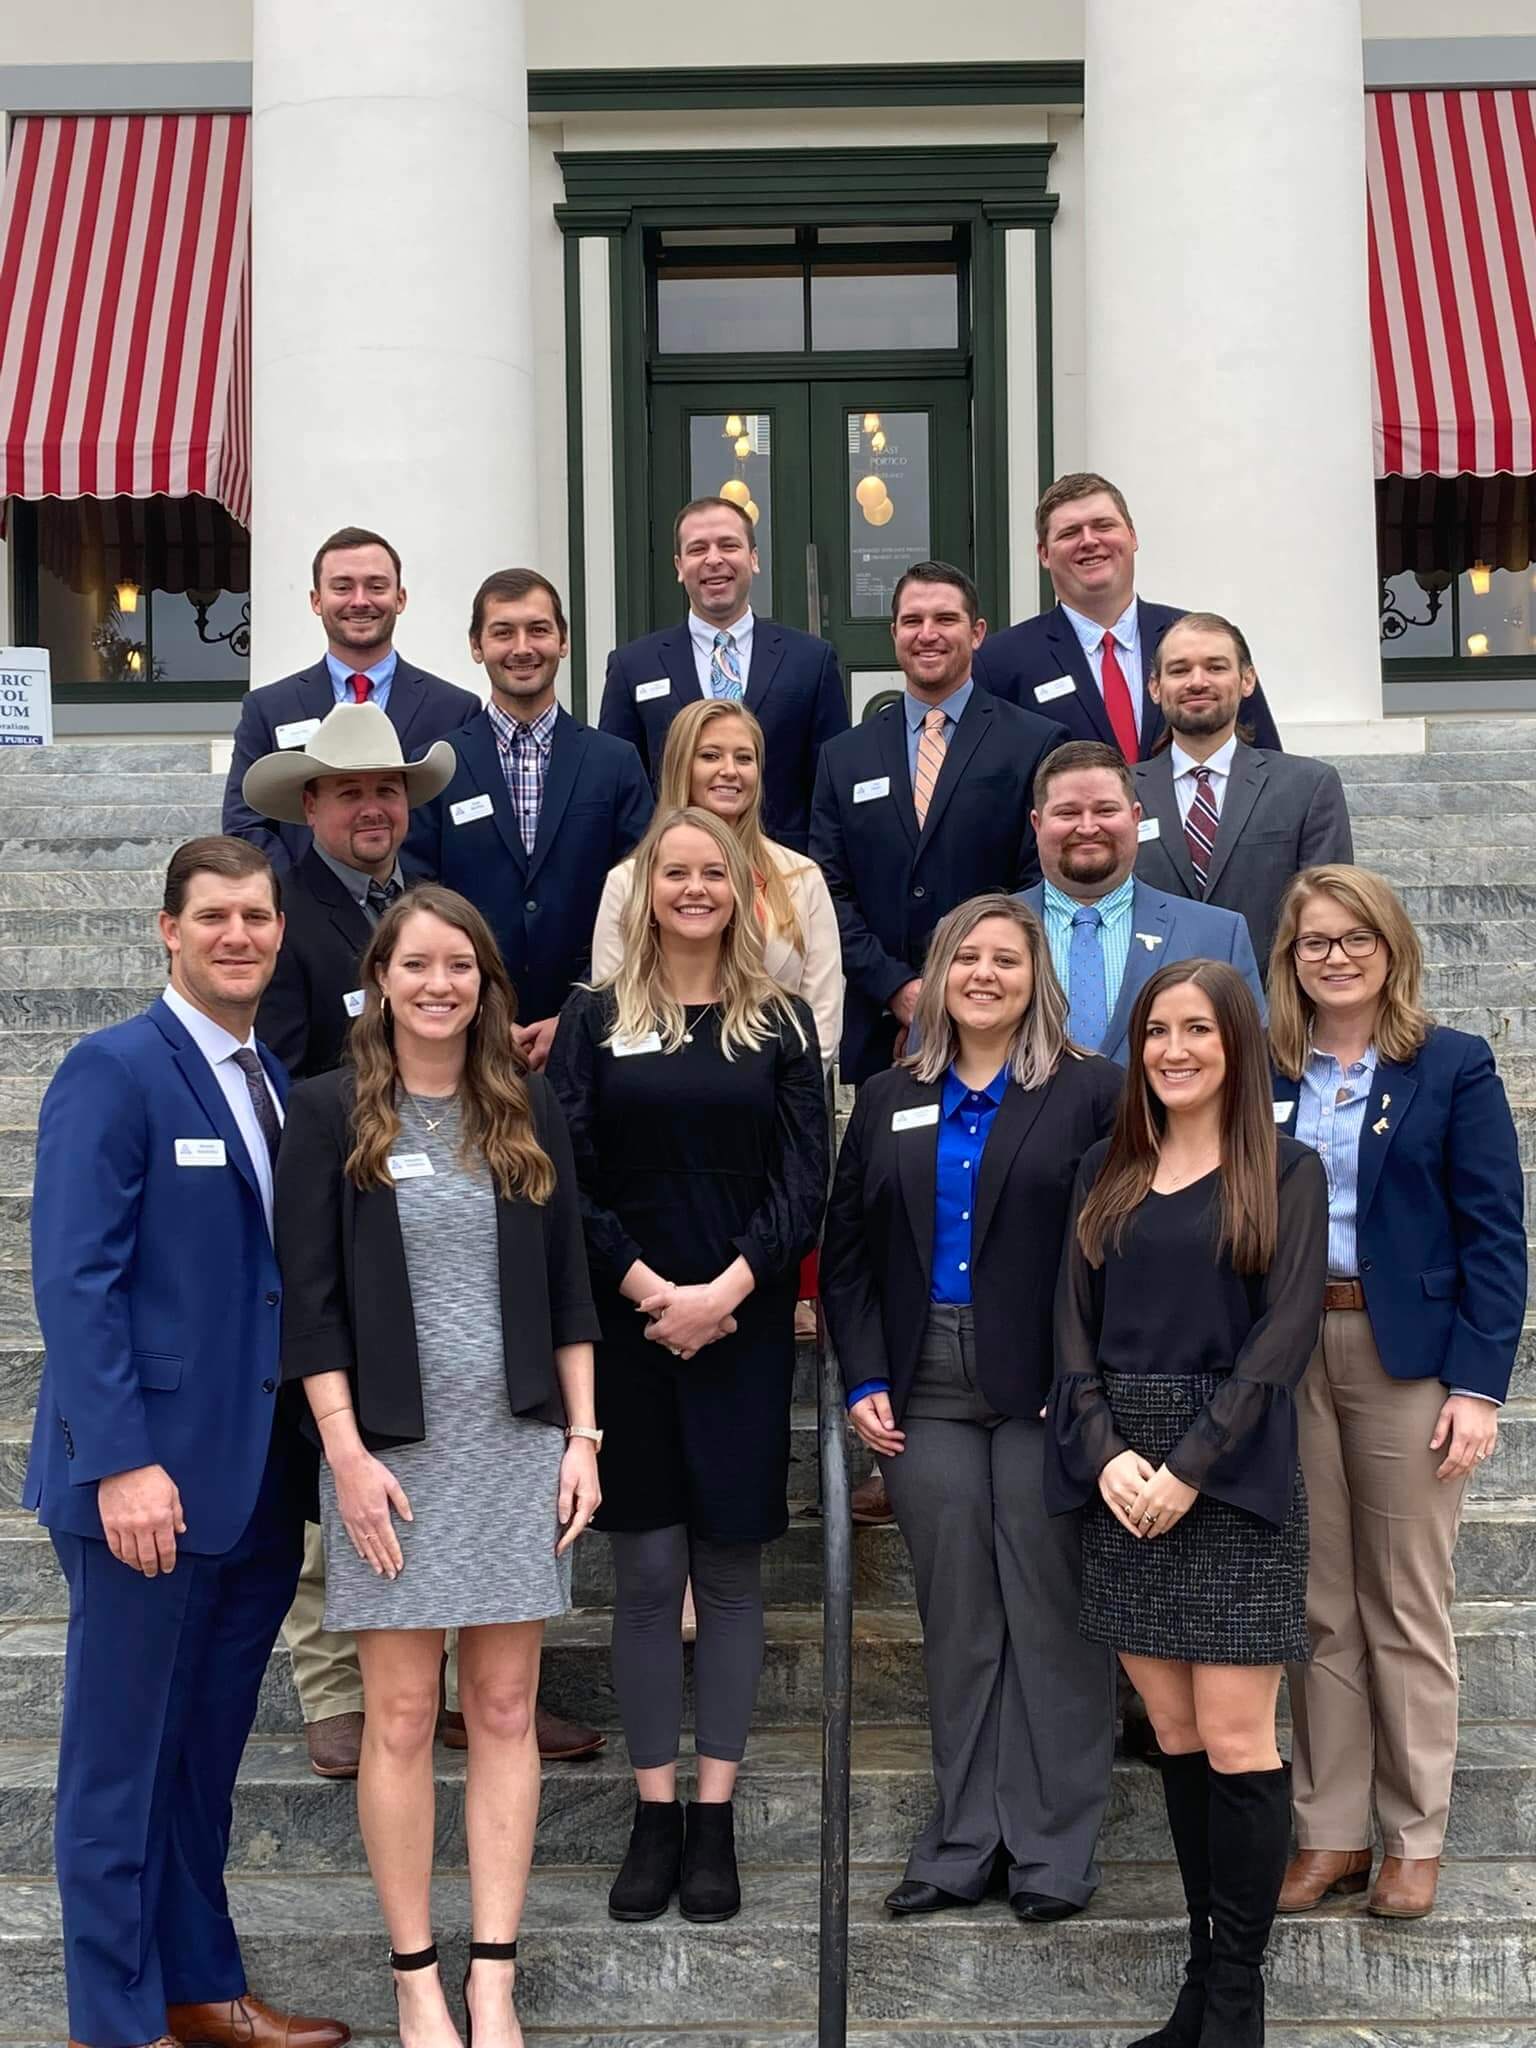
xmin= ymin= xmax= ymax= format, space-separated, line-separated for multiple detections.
xmin=611 ymin=1031 xmax=664 ymax=1057
xmin=1273 ymin=1100 xmax=1295 ymax=1124
xmin=635 ymin=678 xmax=671 ymax=703
xmin=176 ymin=1138 xmax=227 ymax=1167
xmin=1034 ymin=676 xmax=1076 ymax=704
xmin=387 ymin=1152 xmax=435 ymax=1180
xmin=891 ymin=1104 xmax=940 ymax=1132
xmin=342 ymin=989 xmax=366 ymax=1018
xmin=1137 ymin=816 xmax=1161 ymax=842
xmin=854 ymin=776 xmax=891 ymax=804
xmin=451 ymin=793 xmax=494 ymax=826
xmin=274 ymin=718 xmax=322 ymax=750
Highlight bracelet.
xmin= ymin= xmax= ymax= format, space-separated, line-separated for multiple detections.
xmin=312 ymin=1405 xmax=354 ymax=1424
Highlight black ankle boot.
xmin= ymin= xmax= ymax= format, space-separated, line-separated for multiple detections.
xmin=1130 ymin=1749 xmax=1211 ymax=2048
xmin=1199 ymin=1765 xmax=1291 ymax=2048
xmin=679 ymin=1798 xmax=741 ymax=1923
xmin=608 ymin=1798 xmax=684 ymax=1922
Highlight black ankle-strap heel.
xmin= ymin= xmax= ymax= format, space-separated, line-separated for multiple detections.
xmin=391 ymin=1943 xmax=440 ymax=1970
xmin=463 ymin=1940 xmax=518 ymax=2048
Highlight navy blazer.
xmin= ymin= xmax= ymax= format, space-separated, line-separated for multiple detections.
xmin=255 ymin=847 xmax=373 ymax=1081
xmin=810 ymin=691 xmax=1068 ymax=1083
xmin=1272 ymin=1026 xmax=1526 ymax=1402
xmin=972 ymin=599 xmax=1284 ymax=756
xmin=1017 ymin=878 xmax=1265 ymax=1065
xmin=223 ymin=656 xmax=482 ymax=871
xmin=403 ymin=706 xmax=653 ymax=1024
xmin=599 ymin=617 xmax=849 ymax=853
xmin=24 ymin=997 xmax=303 ymax=1553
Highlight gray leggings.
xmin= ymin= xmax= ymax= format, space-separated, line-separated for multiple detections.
xmin=608 ymin=1525 xmax=766 ymax=1769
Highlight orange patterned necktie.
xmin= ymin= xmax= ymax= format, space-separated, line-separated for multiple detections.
xmin=913 ymin=706 xmax=948 ymax=827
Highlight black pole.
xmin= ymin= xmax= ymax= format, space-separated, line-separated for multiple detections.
xmin=816 ymin=1075 xmax=852 ymax=2048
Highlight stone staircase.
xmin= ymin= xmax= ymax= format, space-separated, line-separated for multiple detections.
xmin=1 ymin=720 xmax=1535 ymax=2043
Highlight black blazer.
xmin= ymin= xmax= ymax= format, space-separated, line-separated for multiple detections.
xmin=223 ymin=656 xmax=482 ymax=871
xmin=256 ymin=848 xmax=373 ymax=1080
xmin=809 ymin=689 xmax=1068 ymax=1082
xmin=274 ymin=1067 xmax=601 ymax=1449
xmin=821 ymin=1053 xmax=1123 ymax=1420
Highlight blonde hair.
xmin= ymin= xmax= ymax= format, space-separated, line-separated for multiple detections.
xmin=656 ymin=697 xmax=804 ymax=953
xmin=602 ymin=806 xmax=808 ymax=1060
xmin=905 ymin=894 xmax=1078 ymax=1090
xmin=347 ymin=884 xmax=555 ymax=1202
xmin=1268 ymin=864 xmax=1432 ymax=1079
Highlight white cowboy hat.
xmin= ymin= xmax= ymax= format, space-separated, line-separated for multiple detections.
xmin=242 ymin=702 xmax=457 ymax=825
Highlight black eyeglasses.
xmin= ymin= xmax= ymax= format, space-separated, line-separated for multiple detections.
xmin=1292 ymin=928 xmax=1381 ymax=964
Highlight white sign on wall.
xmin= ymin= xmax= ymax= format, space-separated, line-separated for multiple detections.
xmin=0 ymin=648 xmax=52 ymax=747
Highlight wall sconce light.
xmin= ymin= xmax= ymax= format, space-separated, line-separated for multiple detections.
xmin=115 ymin=580 xmax=140 ymax=614
xmin=126 ymin=647 xmax=143 ymax=673
xmin=745 ymin=499 xmax=760 ymax=525
xmin=719 ymin=478 xmax=752 ymax=508
xmin=864 ymin=498 xmax=895 ymax=528
xmin=724 ymin=415 xmax=744 ymax=438
xmin=871 ymin=430 xmax=887 ymax=452
xmin=1468 ymin=561 xmax=1493 ymax=596
xmin=1466 ymin=632 xmax=1490 ymax=656
xmin=854 ymin=475 xmax=888 ymax=511
xmin=734 ymin=435 xmax=752 ymax=459
xmin=862 ymin=412 xmax=881 ymax=433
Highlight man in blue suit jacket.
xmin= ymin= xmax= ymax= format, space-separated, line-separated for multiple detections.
xmin=222 ymin=526 xmax=480 ymax=870
xmin=1019 ymin=741 xmax=1263 ymax=1063
xmin=599 ymin=495 xmax=849 ymax=852
xmin=405 ymin=568 xmax=653 ymax=1067
xmin=971 ymin=473 xmax=1283 ymax=757
xmin=24 ymin=837 xmax=346 ymax=2048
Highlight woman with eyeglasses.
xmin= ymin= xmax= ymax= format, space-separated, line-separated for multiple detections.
xmin=1267 ymin=865 xmax=1525 ymax=1923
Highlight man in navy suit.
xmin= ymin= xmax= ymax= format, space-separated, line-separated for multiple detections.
xmin=24 ymin=837 xmax=348 ymax=2048
xmin=810 ymin=561 xmax=1069 ymax=1086
xmin=972 ymin=473 xmax=1283 ymax=757
xmin=599 ymin=495 xmax=849 ymax=852
xmin=1018 ymin=740 xmax=1263 ymax=1064
xmin=222 ymin=526 xmax=480 ymax=870
xmin=406 ymin=568 xmax=653 ymax=1068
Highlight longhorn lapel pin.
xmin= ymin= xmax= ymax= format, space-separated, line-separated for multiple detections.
xmin=1372 ymin=1116 xmax=1390 ymax=1135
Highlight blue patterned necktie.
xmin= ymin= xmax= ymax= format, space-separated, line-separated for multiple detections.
xmin=710 ymin=630 xmax=745 ymax=701
xmin=1068 ymin=906 xmax=1108 ymax=1052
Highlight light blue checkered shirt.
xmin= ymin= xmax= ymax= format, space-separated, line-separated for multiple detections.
xmin=487 ymin=699 xmax=557 ymax=854
xmin=1041 ymin=873 xmax=1136 ymax=1019
xmin=1294 ymin=1044 xmax=1377 ymax=1279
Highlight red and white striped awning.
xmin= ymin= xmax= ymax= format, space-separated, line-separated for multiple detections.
xmin=0 ymin=113 xmax=251 ymax=527
xmin=1366 ymin=89 xmax=1536 ymax=479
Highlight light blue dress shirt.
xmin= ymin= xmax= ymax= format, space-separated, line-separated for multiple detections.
xmin=325 ymin=648 xmax=398 ymax=710
xmin=1295 ymin=1044 xmax=1377 ymax=1278
xmin=1041 ymin=873 xmax=1136 ymax=1021
xmin=902 ymin=678 xmax=974 ymax=784
xmin=1061 ymin=597 xmax=1142 ymax=739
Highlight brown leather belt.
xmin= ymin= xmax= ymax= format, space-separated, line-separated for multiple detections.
xmin=1324 ymin=1279 xmax=1366 ymax=1312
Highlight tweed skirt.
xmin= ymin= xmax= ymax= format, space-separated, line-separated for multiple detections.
xmin=1079 ymin=1370 xmax=1310 ymax=1666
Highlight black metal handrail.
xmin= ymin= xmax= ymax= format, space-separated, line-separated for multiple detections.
xmin=815 ymin=1075 xmax=852 ymax=2048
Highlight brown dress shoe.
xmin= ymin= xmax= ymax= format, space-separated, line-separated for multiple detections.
xmin=304 ymin=1711 xmax=364 ymax=1780
xmin=167 ymin=1996 xmax=350 ymax=2048
xmin=1369 ymin=1854 xmax=1440 ymax=1918
xmin=849 ymin=1471 xmax=894 ymax=1526
xmin=438 ymin=1707 xmax=468 ymax=1751
xmin=1277 ymin=1847 xmax=1373 ymax=1912
xmin=537 ymin=1705 xmax=606 ymax=1760
xmin=69 ymin=2036 xmax=181 ymax=2047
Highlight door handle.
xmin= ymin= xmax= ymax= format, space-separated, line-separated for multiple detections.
xmin=805 ymin=542 xmax=827 ymax=636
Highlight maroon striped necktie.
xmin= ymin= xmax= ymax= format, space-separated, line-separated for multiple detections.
xmin=1184 ymin=766 xmax=1220 ymax=890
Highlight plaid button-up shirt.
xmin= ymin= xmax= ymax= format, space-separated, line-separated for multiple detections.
xmin=487 ymin=699 xmax=558 ymax=854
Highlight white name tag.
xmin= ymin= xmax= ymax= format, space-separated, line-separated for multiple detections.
xmin=387 ymin=1152 xmax=435 ymax=1180
xmin=451 ymin=793 xmax=494 ymax=825
xmin=1273 ymin=1100 xmax=1295 ymax=1123
xmin=854 ymin=776 xmax=891 ymax=804
xmin=1035 ymin=676 xmax=1076 ymax=704
xmin=611 ymin=1031 xmax=664 ymax=1057
xmin=635 ymin=678 xmax=671 ymax=703
xmin=342 ymin=989 xmax=366 ymax=1018
xmin=176 ymin=1138 xmax=227 ymax=1167
xmin=274 ymin=718 xmax=322 ymax=750
xmin=891 ymin=1104 xmax=940 ymax=1132
xmin=1137 ymin=816 xmax=1161 ymax=842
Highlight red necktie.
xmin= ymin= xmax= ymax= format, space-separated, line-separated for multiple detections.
xmin=1098 ymin=635 xmax=1139 ymax=760
xmin=349 ymin=674 xmax=370 ymax=703
xmin=1185 ymin=766 xmax=1221 ymax=891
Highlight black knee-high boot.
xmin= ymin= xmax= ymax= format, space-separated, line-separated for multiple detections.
xmin=1199 ymin=1765 xmax=1290 ymax=2048
xmin=1130 ymin=1749 xmax=1211 ymax=2048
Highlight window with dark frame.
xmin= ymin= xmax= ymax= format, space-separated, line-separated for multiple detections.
xmin=1378 ymin=474 xmax=1535 ymax=676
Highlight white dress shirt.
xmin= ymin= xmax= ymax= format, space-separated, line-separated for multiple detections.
xmin=1061 ymin=596 xmax=1143 ymax=739
xmin=1169 ymin=733 xmax=1240 ymax=828
xmin=162 ymin=984 xmax=283 ymax=1238
xmin=688 ymin=608 xmax=756 ymax=697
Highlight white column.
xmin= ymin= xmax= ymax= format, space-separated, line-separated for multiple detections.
xmin=1084 ymin=0 xmax=1418 ymax=752
xmin=251 ymin=0 xmax=535 ymax=686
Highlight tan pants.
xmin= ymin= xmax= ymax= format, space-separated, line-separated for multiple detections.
xmin=1288 ymin=1309 xmax=1470 ymax=1858
xmin=283 ymin=1523 xmax=460 ymax=1722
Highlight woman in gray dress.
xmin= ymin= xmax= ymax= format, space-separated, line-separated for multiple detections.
xmin=275 ymin=884 xmax=602 ymax=2048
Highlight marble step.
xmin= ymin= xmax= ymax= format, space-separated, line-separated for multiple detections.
xmin=0 ymin=836 xmax=193 ymax=873
xmin=0 ymin=868 xmax=168 ymax=909
xmin=1334 ymin=749 xmax=1536 ymax=781
xmin=3 ymin=1598 xmax=1534 ymax=1738
xmin=1425 ymin=716 xmax=1536 ymax=751
xmin=6 ymin=1721 xmax=1536 ymax=1879
xmin=1338 ymin=781 xmax=1536 ymax=817
xmin=0 ymin=772 xmax=224 ymax=803
xmin=0 ymin=804 xmax=222 ymax=839
xmin=0 ymin=742 xmax=218 ymax=775
xmin=1339 ymin=852 xmax=1536 ymax=885
xmin=5 ymin=1861 xmax=1534 ymax=2033
xmin=18 ymin=2033 xmax=1532 ymax=2048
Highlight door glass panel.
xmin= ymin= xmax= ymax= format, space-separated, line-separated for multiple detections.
xmin=812 ymin=267 xmax=959 ymax=351
xmin=657 ymin=269 xmax=805 ymax=353
xmin=688 ymin=411 xmax=774 ymax=614
xmin=846 ymin=410 xmax=930 ymax=619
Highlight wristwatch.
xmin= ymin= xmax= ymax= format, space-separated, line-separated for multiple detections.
xmin=565 ymin=1426 xmax=604 ymax=1452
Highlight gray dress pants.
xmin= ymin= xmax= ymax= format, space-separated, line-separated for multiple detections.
xmin=880 ymin=1305 xmax=1115 ymax=1906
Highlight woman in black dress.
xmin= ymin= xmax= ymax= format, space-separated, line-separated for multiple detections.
xmin=1047 ymin=960 xmax=1326 ymax=2048
xmin=548 ymin=804 xmax=827 ymax=1927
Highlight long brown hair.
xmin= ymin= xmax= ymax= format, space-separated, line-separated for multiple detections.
xmin=656 ymin=697 xmax=803 ymax=951
xmin=346 ymin=883 xmax=555 ymax=1203
xmin=1268 ymin=864 xmax=1431 ymax=1079
xmin=1076 ymin=959 xmax=1278 ymax=1273
xmin=905 ymin=894 xmax=1079 ymax=1090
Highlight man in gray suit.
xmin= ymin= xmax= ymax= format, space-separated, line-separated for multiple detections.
xmin=1134 ymin=612 xmax=1353 ymax=979
xmin=1019 ymin=740 xmax=1264 ymax=1065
